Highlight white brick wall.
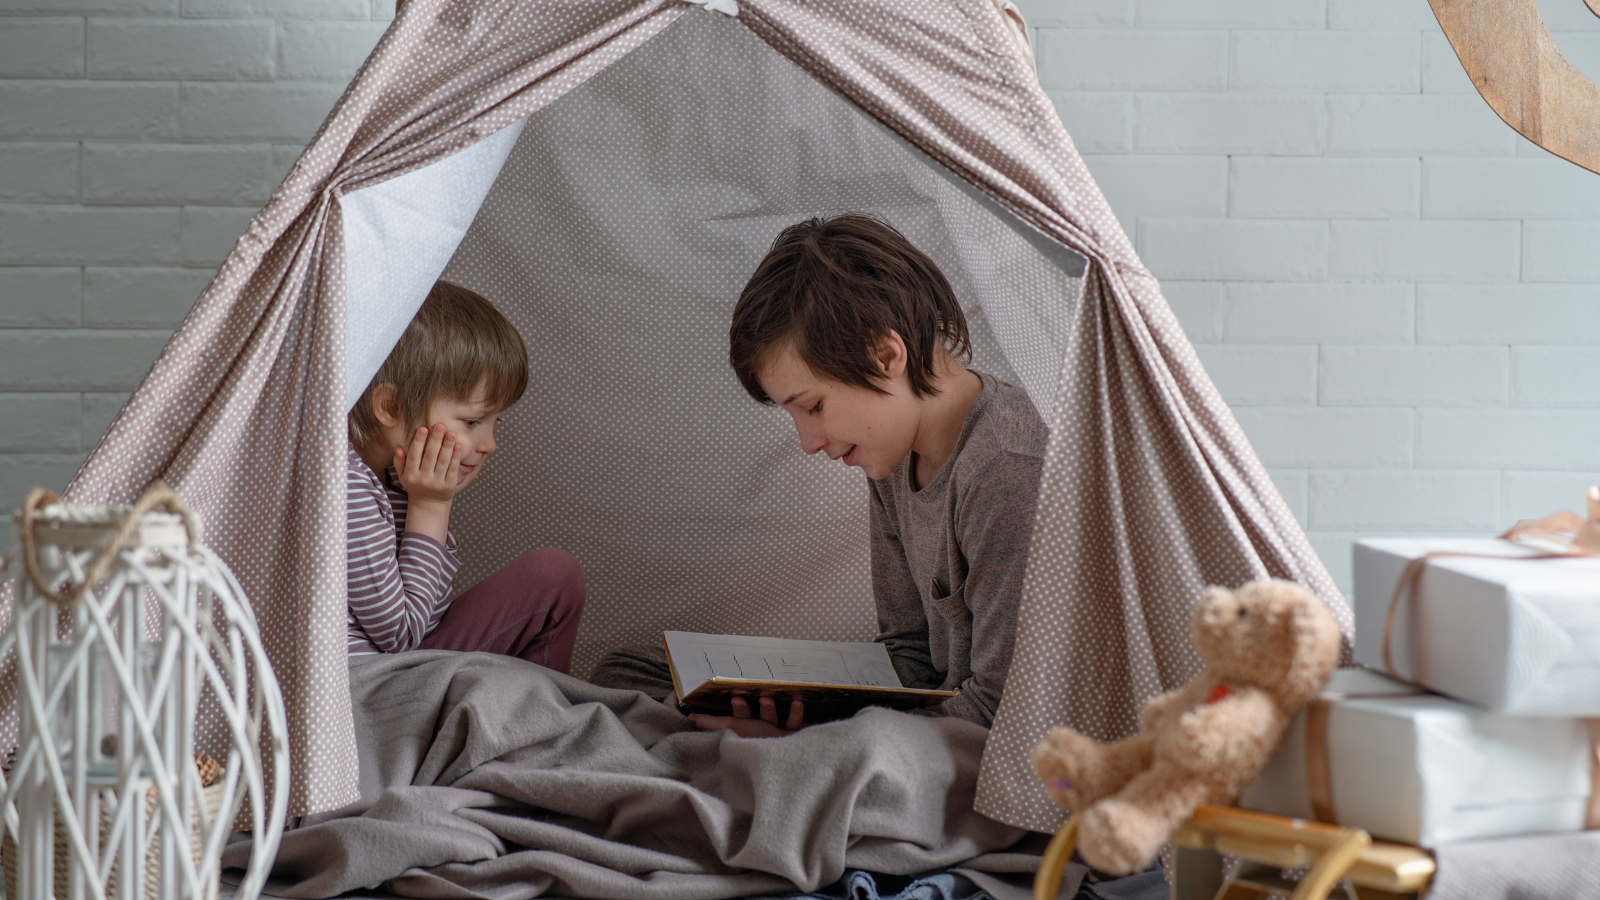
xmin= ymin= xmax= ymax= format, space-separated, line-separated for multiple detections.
xmin=3 ymin=1 xmax=1597 ymax=600
xmin=0 ymin=0 xmax=391 ymax=510
xmin=1023 ymin=0 xmax=1600 ymax=595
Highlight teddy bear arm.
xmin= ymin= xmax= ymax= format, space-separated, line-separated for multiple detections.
xmin=1167 ymin=688 xmax=1286 ymax=776
xmin=1137 ymin=686 xmax=1193 ymax=731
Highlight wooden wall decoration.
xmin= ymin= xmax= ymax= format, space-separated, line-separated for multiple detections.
xmin=1428 ymin=0 xmax=1600 ymax=175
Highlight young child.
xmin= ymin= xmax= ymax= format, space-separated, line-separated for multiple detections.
xmin=593 ymin=215 xmax=1045 ymax=735
xmin=346 ymin=280 xmax=586 ymax=672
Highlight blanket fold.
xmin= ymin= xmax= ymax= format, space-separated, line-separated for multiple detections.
xmin=226 ymin=651 xmax=1025 ymax=899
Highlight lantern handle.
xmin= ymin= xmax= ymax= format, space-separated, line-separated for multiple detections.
xmin=18 ymin=481 xmax=199 ymax=605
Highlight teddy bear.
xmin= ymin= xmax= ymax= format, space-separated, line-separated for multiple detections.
xmin=1030 ymin=578 xmax=1341 ymax=875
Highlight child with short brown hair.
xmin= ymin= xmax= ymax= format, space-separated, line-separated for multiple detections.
xmin=594 ymin=215 xmax=1044 ymax=734
xmin=347 ymin=280 xmax=585 ymax=672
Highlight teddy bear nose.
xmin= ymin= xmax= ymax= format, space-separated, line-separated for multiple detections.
xmin=1237 ymin=608 xmax=1248 ymax=618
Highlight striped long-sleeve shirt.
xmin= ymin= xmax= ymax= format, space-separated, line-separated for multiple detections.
xmin=347 ymin=443 xmax=460 ymax=655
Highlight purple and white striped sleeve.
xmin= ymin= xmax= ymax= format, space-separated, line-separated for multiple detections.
xmin=346 ymin=455 xmax=459 ymax=654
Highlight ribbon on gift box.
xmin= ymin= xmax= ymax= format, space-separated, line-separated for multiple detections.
xmin=1303 ymin=690 xmax=1600 ymax=831
xmin=1313 ymin=492 xmax=1600 ymax=832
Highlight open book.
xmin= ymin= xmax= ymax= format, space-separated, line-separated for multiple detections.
xmin=662 ymin=631 xmax=957 ymax=719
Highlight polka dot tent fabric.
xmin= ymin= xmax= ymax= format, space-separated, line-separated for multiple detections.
xmin=15 ymin=0 xmax=1352 ymax=830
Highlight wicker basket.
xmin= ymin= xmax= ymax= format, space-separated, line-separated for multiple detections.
xmin=2 ymin=754 xmax=224 ymax=899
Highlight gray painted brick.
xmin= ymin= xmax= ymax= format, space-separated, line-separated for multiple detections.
xmin=1319 ymin=345 xmax=1509 ymax=406
xmin=1195 ymin=345 xmax=1317 ymax=405
xmin=1327 ymin=0 xmax=1440 ymax=29
xmin=83 ymin=266 xmax=210 ymax=327
xmin=180 ymin=82 xmax=343 ymax=142
xmin=1329 ymin=220 xmax=1520 ymax=282
xmin=83 ymin=143 xmax=275 ymax=205
xmin=1327 ymin=95 xmax=1516 ymax=157
xmin=1418 ymin=284 xmax=1600 ymax=344
xmin=0 ymin=393 xmax=81 ymax=452
xmin=0 ymin=18 xmax=86 ymax=78
xmin=0 ymin=205 xmax=180 ymax=265
xmin=179 ymin=0 xmax=368 ymax=17
xmin=1230 ymin=157 xmax=1418 ymax=218
xmin=0 ymin=0 xmax=171 ymax=12
xmin=1231 ymin=31 xmax=1419 ymax=93
xmin=0 ymin=329 xmax=168 ymax=390
xmin=0 ymin=455 xmax=88 ymax=511
xmin=1554 ymin=32 xmax=1600 ymax=79
xmin=1037 ymin=29 xmax=1226 ymax=91
xmin=1267 ymin=467 xmax=1309 ymax=526
xmin=271 ymin=143 xmax=303 ymax=180
xmin=1232 ymin=407 xmax=1412 ymax=467
xmin=87 ymin=19 xmax=271 ymax=80
xmin=1523 ymin=222 xmax=1600 ymax=282
xmin=0 ymin=81 xmax=177 ymax=140
xmin=1160 ymin=280 xmax=1225 ymax=343
xmin=1423 ymin=158 xmax=1600 ymax=219
xmin=1140 ymin=218 xmax=1327 ymax=281
xmin=81 ymin=391 xmax=127 ymax=449
xmin=1539 ymin=0 xmax=1600 ymax=32
xmin=1137 ymin=0 xmax=1324 ymax=28
xmin=1309 ymin=469 xmax=1501 ymax=530
xmin=1422 ymin=32 xmax=1475 ymax=93
xmin=1224 ymin=283 xmax=1414 ymax=343
xmin=1503 ymin=470 xmax=1600 ymax=524
xmin=1307 ymin=531 xmax=1363 ymax=597
xmin=1512 ymin=347 xmax=1600 ymax=407
xmin=1046 ymin=92 xmax=1131 ymax=153
xmin=1135 ymin=93 xmax=1323 ymax=154
xmin=180 ymin=206 xmax=255 ymax=266
xmin=1417 ymin=409 xmax=1600 ymax=468
xmin=1013 ymin=0 xmax=1131 ymax=26
xmin=0 ymin=143 xmax=80 ymax=203
xmin=0 ymin=267 xmax=80 ymax=326
xmin=277 ymin=21 xmax=388 ymax=82
xmin=1082 ymin=155 xmax=1226 ymax=221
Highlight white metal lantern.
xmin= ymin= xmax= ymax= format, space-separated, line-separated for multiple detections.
xmin=1 ymin=483 xmax=288 ymax=900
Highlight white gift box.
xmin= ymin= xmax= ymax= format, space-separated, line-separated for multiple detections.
xmin=1240 ymin=668 xmax=1594 ymax=847
xmin=1352 ymin=537 xmax=1600 ymax=716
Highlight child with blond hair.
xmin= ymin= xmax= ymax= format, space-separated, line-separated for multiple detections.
xmin=346 ymin=280 xmax=585 ymax=671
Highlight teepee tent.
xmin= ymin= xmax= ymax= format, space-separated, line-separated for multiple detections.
xmin=21 ymin=0 xmax=1351 ymax=832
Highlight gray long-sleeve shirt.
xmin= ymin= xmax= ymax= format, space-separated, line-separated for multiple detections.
xmin=869 ymin=372 xmax=1046 ymax=728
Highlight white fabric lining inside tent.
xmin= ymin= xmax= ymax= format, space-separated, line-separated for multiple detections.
xmin=334 ymin=11 xmax=1089 ymax=677
xmin=342 ymin=118 xmax=528 ymax=409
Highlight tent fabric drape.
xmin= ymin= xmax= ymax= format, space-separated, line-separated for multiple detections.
xmin=19 ymin=0 xmax=1353 ymax=832
xmin=33 ymin=0 xmax=688 ymax=818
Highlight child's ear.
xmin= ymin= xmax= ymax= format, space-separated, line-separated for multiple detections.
xmin=875 ymin=330 xmax=908 ymax=381
xmin=371 ymin=383 xmax=401 ymax=428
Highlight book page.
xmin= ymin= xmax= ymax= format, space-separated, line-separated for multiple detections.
xmin=664 ymin=631 xmax=904 ymax=696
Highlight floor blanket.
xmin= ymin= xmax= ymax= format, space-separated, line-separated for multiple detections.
xmin=224 ymin=651 xmax=1028 ymax=899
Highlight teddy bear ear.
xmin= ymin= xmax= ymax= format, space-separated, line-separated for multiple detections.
xmin=1279 ymin=586 xmax=1341 ymax=705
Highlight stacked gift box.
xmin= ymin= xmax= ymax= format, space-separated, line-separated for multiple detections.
xmin=1240 ymin=535 xmax=1600 ymax=848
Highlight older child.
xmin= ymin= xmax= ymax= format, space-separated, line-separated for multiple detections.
xmin=347 ymin=280 xmax=585 ymax=672
xmin=593 ymin=215 xmax=1045 ymax=734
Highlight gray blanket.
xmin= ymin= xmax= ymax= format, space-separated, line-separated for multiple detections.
xmin=225 ymin=651 xmax=1028 ymax=899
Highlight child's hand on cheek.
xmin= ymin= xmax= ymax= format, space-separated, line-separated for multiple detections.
xmin=393 ymin=424 xmax=465 ymax=507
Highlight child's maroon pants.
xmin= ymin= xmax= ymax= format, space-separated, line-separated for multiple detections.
xmin=418 ymin=547 xmax=586 ymax=674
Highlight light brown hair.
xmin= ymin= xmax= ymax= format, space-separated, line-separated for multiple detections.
xmin=348 ymin=280 xmax=528 ymax=453
xmin=728 ymin=214 xmax=971 ymax=403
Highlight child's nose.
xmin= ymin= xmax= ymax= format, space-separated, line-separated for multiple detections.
xmin=797 ymin=424 xmax=827 ymax=455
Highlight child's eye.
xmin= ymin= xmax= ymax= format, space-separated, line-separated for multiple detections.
xmin=464 ymin=419 xmax=480 ymax=427
xmin=809 ymin=401 xmax=822 ymax=415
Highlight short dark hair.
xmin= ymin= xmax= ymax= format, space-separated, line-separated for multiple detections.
xmin=349 ymin=280 xmax=528 ymax=454
xmin=728 ymin=214 xmax=971 ymax=403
